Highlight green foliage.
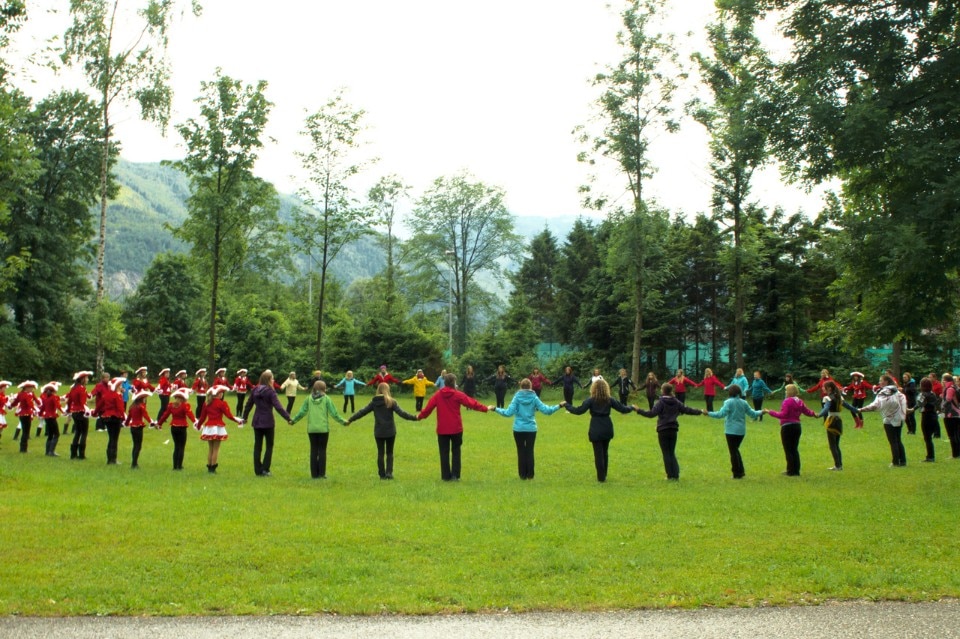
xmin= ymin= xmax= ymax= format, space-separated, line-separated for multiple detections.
xmin=408 ymin=172 xmax=523 ymax=356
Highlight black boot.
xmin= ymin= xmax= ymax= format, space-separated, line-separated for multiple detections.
xmin=35 ymin=427 xmax=42 ymax=438
xmin=13 ymin=429 xmax=19 ymax=440
xmin=70 ymin=444 xmax=78 ymax=459
xmin=212 ymin=464 xmax=218 ymax=473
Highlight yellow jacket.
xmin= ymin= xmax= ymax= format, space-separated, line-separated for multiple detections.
xmin=402 ymin=375 xmax=435 ymax=398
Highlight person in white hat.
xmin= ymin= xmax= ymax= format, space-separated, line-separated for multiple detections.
xmin=197 ymin=385 xmax=243 ymax=473
xmin=124 ymin=390 xmax=154 ymax=469
xmin=11 ymin=381 xmax=39 ymax=453
xmin=157 ymin=388 xmax=196 ymax=470
xmin=156 ymin=368 xmax=172 ymax=420
xmin=173 ymin=370 xmax=188 ymax=391
xmin=213 ymin=368 xmax=228 ymax=388
xmin=101 ymin=378 xmax=127 ymax=465
xmin=232 ymin=368 xmax=250 ymax=415
xmin=0 ymin=380 xmax=11 ymax=441
xmin=192 ymin=369 xmax=209 ymax=415
xmin=38 ymin=382 xmax=64 ymax=457
xmin=133 ymin=367 xmax=154 ymax=394
xmin=66 ymin=372 xmax=93 ymax=459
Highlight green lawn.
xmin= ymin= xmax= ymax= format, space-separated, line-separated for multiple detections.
xmin=1 ymin=390 xmax=958 ymax=615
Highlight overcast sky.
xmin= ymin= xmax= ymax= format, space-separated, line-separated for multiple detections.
xmin=11 ymin=0 xmax=828 ymax=222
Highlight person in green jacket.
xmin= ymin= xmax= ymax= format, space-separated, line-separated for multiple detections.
xmin=291 ymin=381 xmax=346 ymax=479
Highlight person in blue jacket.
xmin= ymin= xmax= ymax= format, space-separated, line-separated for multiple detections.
xmin=492 ymin=378 xmax=562 ymax=479
xmin=703 ymin=385 xmax=762 ymax=479
xmin=747 ymin=370 xmax=773 ymax=412
xmin=725 ymin=368 xmax=749 ymax=394
xmin=334 ymin=370 xmax=365 ymax=414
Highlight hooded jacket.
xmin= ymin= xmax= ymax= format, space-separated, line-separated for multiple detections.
xmin=243 ymin=384 xmax=291 ymax=429
xmin=495 ymin=389 xmax=561 ymax=432
xmin=566 ymin=396 xmax=634 ymax=441
xmin=637 ymin=395 xmax=702 ymax=432
xmin=418 ymin=386 xmax=488 ymax=435
xmin=861 ymin=385 xmax=907 ymax=426
xmin=707 ymin=397 xmax=762 ymax=436
xmin=349 ymin=394 xmax=417 ymax=438
xmin=291 ymin=391 xmax=345 ymax=434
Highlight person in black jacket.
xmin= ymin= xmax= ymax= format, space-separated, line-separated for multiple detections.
xmin=551 ymin=366 xmax=583 ymax=405
xmin=345 ymin=382 xmax=418 ymax=479
xmin=636 ymin=383 xmax=703 ymax=480
xmin=613 ymin=368 xmax=637 ymax=405
xmin=462 ymin=365 xmax=478 ymax=398
xmin=485 ymin=365 xmax=514 ymax=409
xmin=565 ymin=379 xmax=636 ymax=482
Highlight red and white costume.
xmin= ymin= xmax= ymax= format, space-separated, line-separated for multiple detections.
xmin=197 ymin=394 xmax=240 ymax=441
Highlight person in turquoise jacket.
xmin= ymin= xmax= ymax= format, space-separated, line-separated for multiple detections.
xmin=726 ymin=368 xmax=749 ymax=394
xmin=492 ymin=378 xmax=562 ymax=480
xmin=703 ymin=385 xmax=762 ymax=479
xmin=291 ymin=381 xmax=347 ymax=479
xmin=334 ymin=370 xmax=365 ymax=414
xmin=747 ymin=370 xmax=773 ymax=412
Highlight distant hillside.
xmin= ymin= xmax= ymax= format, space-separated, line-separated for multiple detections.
xmin=98 ymin=160 xmax=590 ymax=297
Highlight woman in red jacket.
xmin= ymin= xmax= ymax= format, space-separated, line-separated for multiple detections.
xmin=124 ymin=390 xmax=154 ymax=469
xmin=158 ymin=388 xmax=196 ymax=470
xmin=527 ymin=368 xmax=552 ymax=398
xmin=196 ymin=385 xmax=243 ymax=474
xmin=11 ymin=380 xmax=39 ymax=453
xmin=0 ymin=380 xmax=10 ymax=441
xmin=156 ymin=368 xmax=172 ymax=422
xmin=698 ymin=368 xmax=725 ymax=412
xmin=417 ymin=372 xmax=489 ymax=481
xmin=38 ymin=382 xmax=64 ymax=457
xmin=192 ymin=369 xmax=209 ymax=416
xmin=66 ymin=371 xmax=93 ymax=459
xmin=667 ymin=369 xmax=699 ymax=405
xmin=100 ymin=378 xmax=127 ymax=465
xmin=233 ymin=368 xmax=250 ymax=415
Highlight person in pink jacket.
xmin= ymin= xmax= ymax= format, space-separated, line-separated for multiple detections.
xmin=765 ymin=383 xmax=817 ymax=476
xmin=417 ymin=372 xmax=489 ymax=481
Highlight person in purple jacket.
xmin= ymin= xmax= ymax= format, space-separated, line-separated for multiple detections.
xmin=636 ymin=383 xmax=702 ymax=480
xmin=242 ymin=369 xmax=292 ymax=477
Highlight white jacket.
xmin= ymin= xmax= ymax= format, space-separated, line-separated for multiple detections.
xmin=862 ymin=385 xmax=907 ymax=426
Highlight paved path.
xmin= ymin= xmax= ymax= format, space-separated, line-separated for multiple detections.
xmin=2 ymin=601 xmax=959 ymax=638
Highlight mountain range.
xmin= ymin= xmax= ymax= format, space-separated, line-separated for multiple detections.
xmin=100 ymin=160 xmax=588 ymax=297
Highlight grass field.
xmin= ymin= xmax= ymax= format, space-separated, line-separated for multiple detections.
xmin=1 ymin=389 xmax=958 ymax=616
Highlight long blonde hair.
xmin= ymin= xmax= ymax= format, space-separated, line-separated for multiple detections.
xmin=377 ymin=382 xmax=395 ymax=408
xmin=590 ymin=379 xmax=611 ymax=405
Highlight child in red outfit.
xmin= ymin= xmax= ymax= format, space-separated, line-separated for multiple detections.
xmin=196 ymin=385 xmax=243 ymax=473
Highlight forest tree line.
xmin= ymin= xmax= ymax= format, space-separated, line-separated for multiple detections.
xmin=0 ymin=0 xmax=958 ymax=387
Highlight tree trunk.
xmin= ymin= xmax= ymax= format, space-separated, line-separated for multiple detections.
xmin=95 ymin=90 xmax=110 ymax=376
xmin=631 ymin=278 xmax=643 ymax=385
xmin=891 ymin=340 xmax=904 ymax=380
xmin=209 ymin=219 xmax=221 ymax=371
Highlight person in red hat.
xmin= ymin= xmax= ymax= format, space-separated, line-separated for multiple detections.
xmin=132 ymin=367 xmax=154 ymax=393
xmin=843 ymin=372 xmax=872 ymax=429
xmin=157 ymin=388 xmax=196 ymax=470
xmin=192 ymin=369 xmax=209 ymax=415
xmin=197 ymin=385 xmax=243 ymax=473
xmin=124 ymin=390 xmax=154 ymax=469
xmin=11 ymin=381 xmax=39 ymax=453
xmin=101 ymin=378 xmax=127 ymax=465
xmin=232 ymin=368 xmax=250 ymax=415
xmin=38 ymin=382 xmax=64 ymax=457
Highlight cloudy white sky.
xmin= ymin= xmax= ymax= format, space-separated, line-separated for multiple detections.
xmin=10 ymin=0 xmax=827 ymax=221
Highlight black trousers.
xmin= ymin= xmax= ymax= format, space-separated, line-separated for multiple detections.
xmin=726 ymin=433 xmax=745 ymax=478
xmin=495 ymin=388 xmax=506 ymax=409
xmin=826 ymin=431 xmax=843 ymax=468
xmin=513 ymin=431 xmax=537 ymax=479
xmin=752 ymin=398 xmax=764 ymax=411
xmin=591 ymin=438 xmax=610 ymax=482
xmin=921 ymin=411 xmax=937 ymax=460
xmin=945 ymin=417 xmax=960 ymax=458
xmin=44 ymin=418 xmax=60 ymax=456
xmin=415 ymin=396 xmax=424 ymax=412
xmin=70 ymin=412 xmax=89 ymax=459
xmin=705 ymin=395 xmax=715 ymax=412
xmin=343 ymin=395 xmax=356 ymax=413
xmin=195 ymin=396 xmax=206 ymax=417
xmin=676 ymin=392 xmax=686 ymax=404
xmin=18 ymin=415 xmax=31 ymax=452
xmin=171 ymin=426 xmax=187 ymax=469
xmin=285 ymin=396 xmax=296 ymax=414
xmin=158 ymin=395 xmax=170 ymax=420
xmin=658 ymin=429 xmax=680 ymax=479
xmin=236 ymin=393 xmax=246 ymax=416
xmin=780 ymin=422 xmax=802 ymax=476
xmin=130 ymin=427 xmax=144 ymax=466
xmin=904 ymin=405 xmax=917 ymax=434
xmin=253 ymin=427 xmax=275 ymax=475
xmin=376 ymin=435 xmax=396 ymax=477
xmin=646 ymin=395 xmax=656 ymax=410
xmin=104 ymin=417 xmax=123 ymax=463
xmin=565 ymin=388 xmax=576 ymax=405
xmin=618 ymin=392 xmax=629 ymax=405
xmin=883 ymin=423 xmax=906 ymax=466
xmin=437 ymin=433 xmax=463 ymax=480
xmin=308 ymin=432 xmax=329 ymax=478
